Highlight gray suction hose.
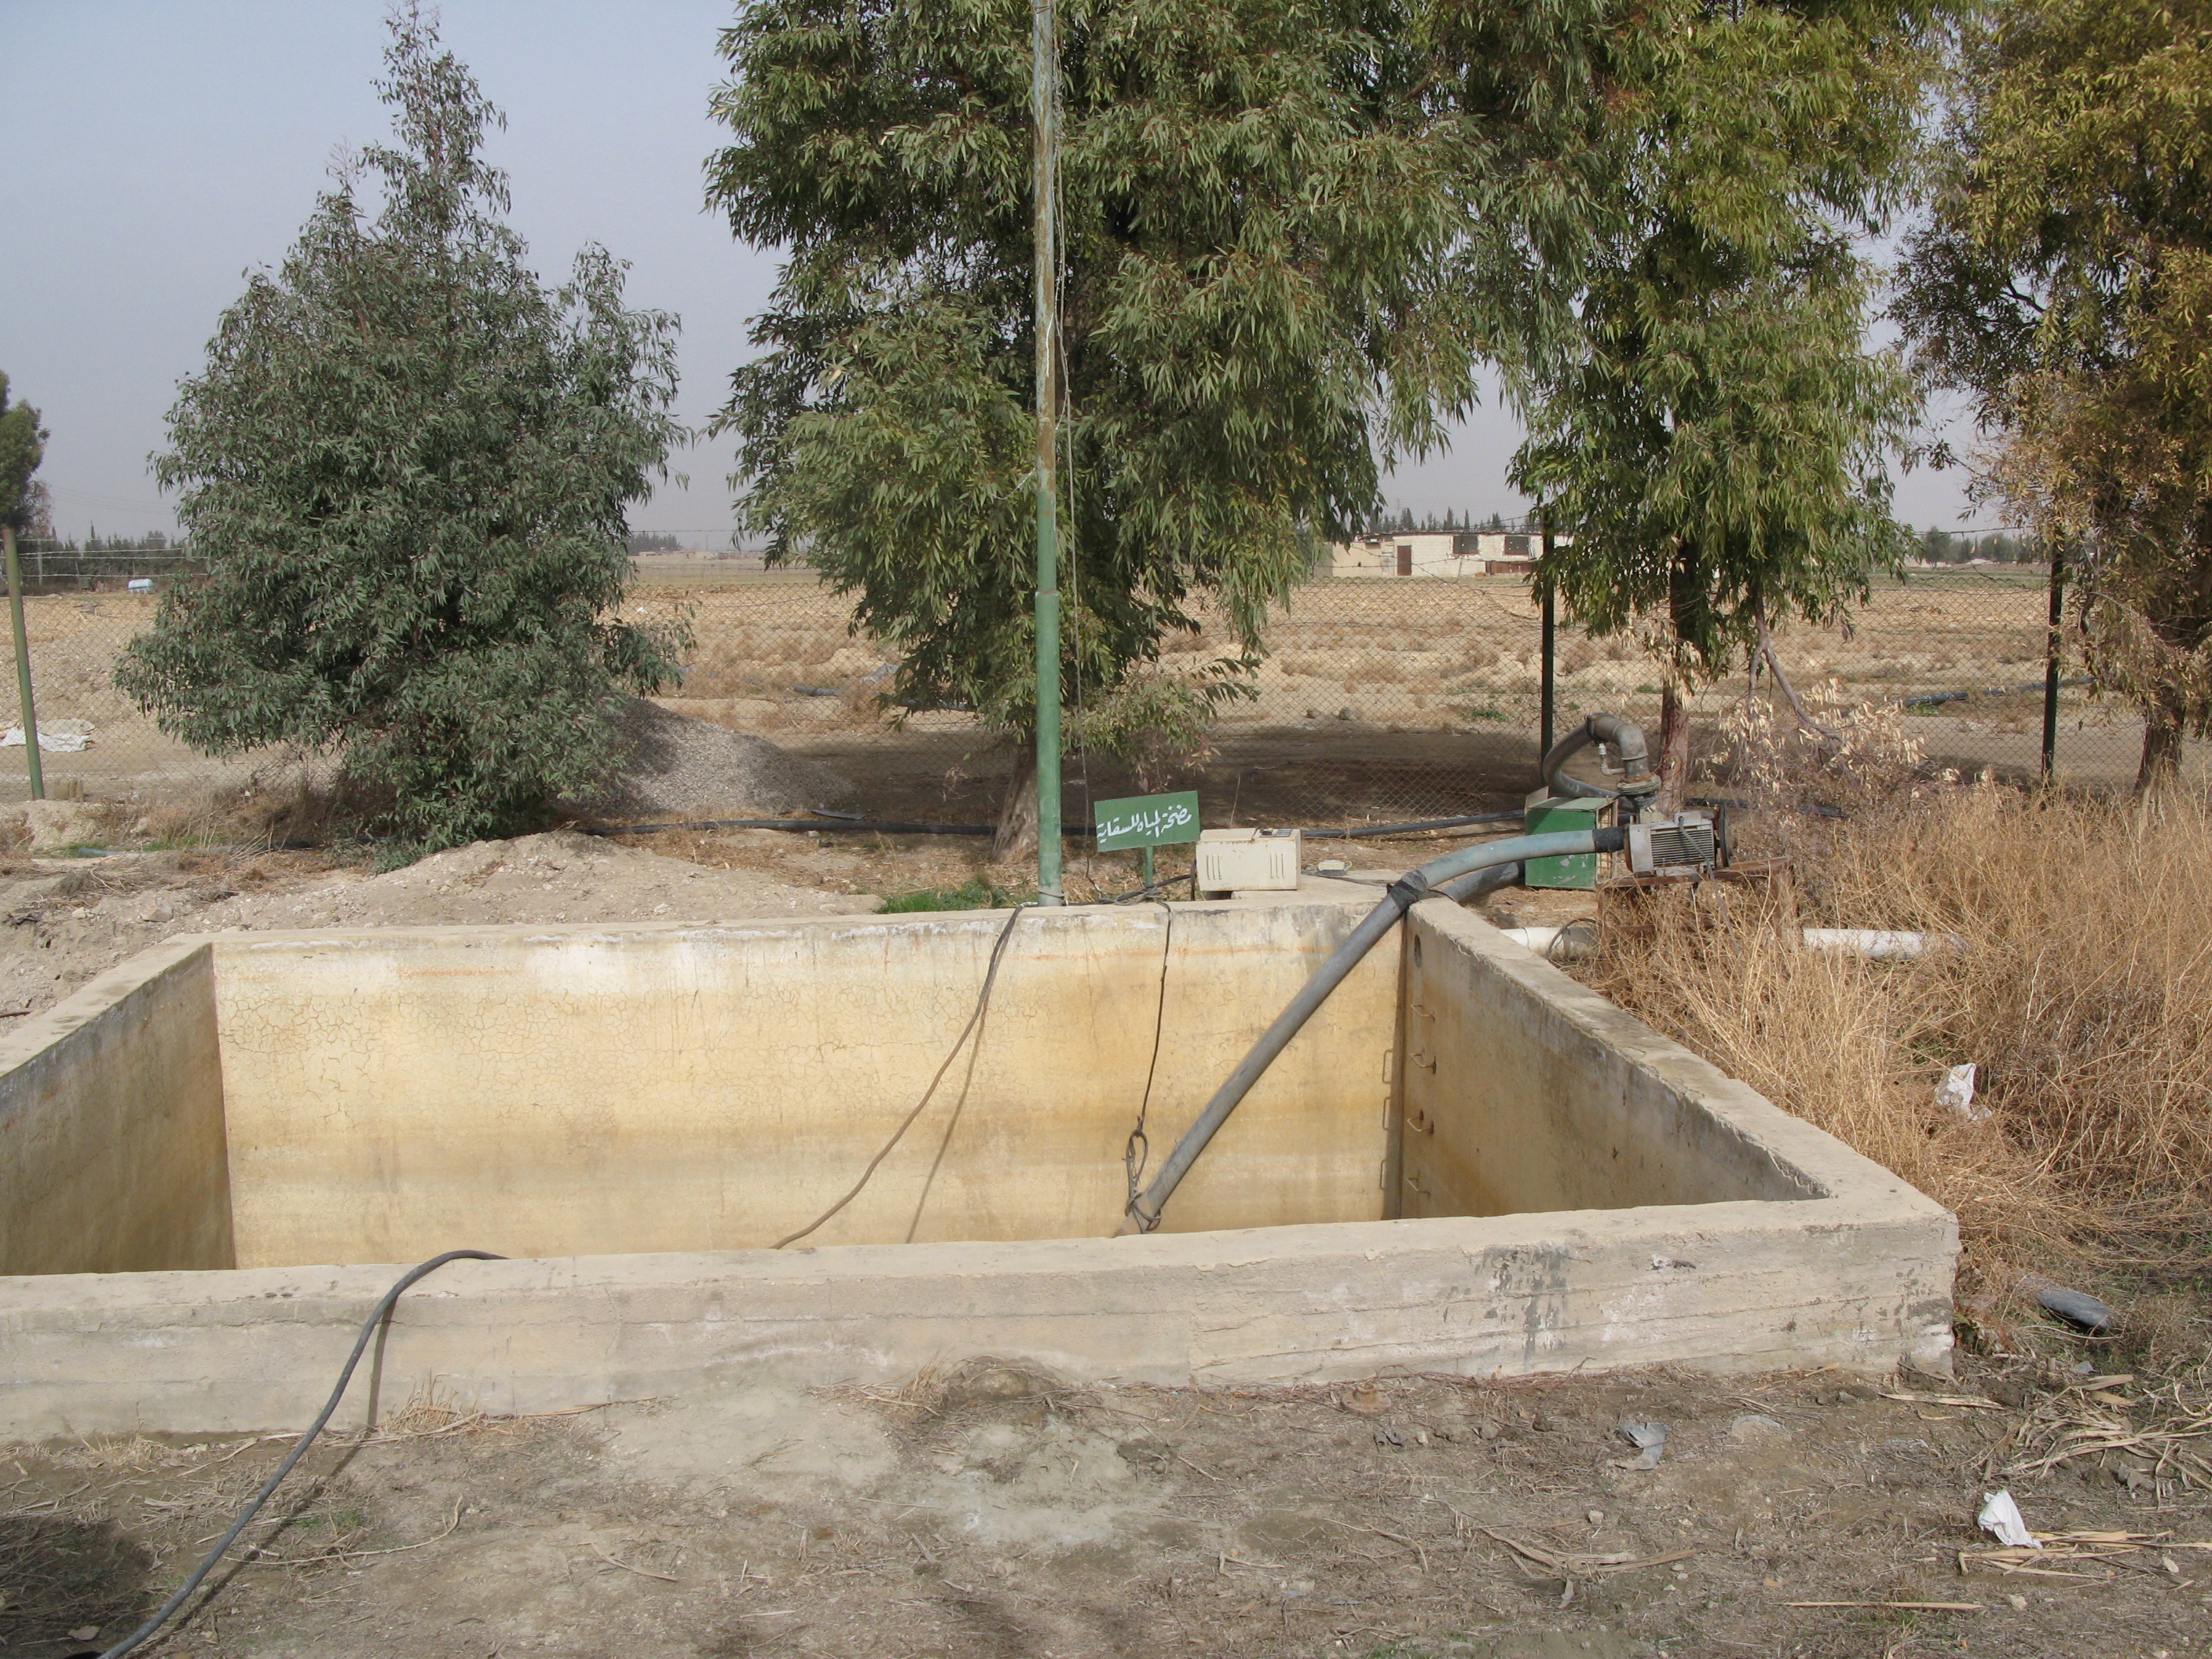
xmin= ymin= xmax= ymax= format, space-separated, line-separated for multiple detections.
xmin=1540 ymin=712 xmax=1658 ymax=801
xmin=1119 ymin=826 xmax=1626 ymax=1234
xmin=1437 ymin=860 xmax=1522 ymax=903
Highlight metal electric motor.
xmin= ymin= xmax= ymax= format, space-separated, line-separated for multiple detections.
xmin=1525 ymin=712 xmax=1727 ymax=886
xmin=1626 ymin=811 xmax=1722 ymax=877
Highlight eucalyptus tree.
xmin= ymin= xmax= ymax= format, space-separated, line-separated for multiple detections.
xmin=1507 ymin=0 xmax=1947 ymax=798
xmin=0 ymin=374 xmax=45 ymax=536
xmin=119 ymin=9 xmax=688 ymax=850
xmin=1896 ymin=0 xmax=2212 ymax=790
xmin=708 ymin=0 xmax=1615 ymax=844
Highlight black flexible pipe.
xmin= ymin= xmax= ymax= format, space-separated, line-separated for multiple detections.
xmin=1302 ymin=811 xmax=1522 ymax=839
xmin=579 ymin=817 xmax=999 ymax=837
xmin=97 ymin=1250 xmax=506 ymax=1659
xmin=1118 ymin=826 xmax=1624 ymax=1233
xmin=580 ymin=811 xmax=1525 ymax=842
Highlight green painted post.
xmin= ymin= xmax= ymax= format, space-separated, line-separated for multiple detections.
xmin=2 ymin=526 xmax=42 ymax=801
xmin=1031 ymin=0 xmax=1064 ymax=903
xmin=2042 ymin=542 xmax=2065 ymax=781
xmin=1538 ymin=517 xmax=1557 ymax=764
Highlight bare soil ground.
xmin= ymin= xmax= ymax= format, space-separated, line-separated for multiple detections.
xmin=7 ymin=574 xmax=2195 ymax=820
xmin=0 ymin=831 xmax=874 ymax=1021
xmin=5 ymin=1352 xmax=2204 ymax=1659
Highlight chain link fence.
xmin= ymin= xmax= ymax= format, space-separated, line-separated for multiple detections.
xmin=0 ymin=551 xmax=2184 ymax=834
xmin=626 ymin=564 xmax=2174 ymax=831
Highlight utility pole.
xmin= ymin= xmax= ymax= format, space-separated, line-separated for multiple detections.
xmin=1030 ymin=0 xmax=1064 ymax=904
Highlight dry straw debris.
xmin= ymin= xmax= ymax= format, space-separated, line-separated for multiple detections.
xmin=1581 ymin=784 xmax=2212 ymax=1285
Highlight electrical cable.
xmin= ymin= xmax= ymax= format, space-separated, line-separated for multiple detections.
xmin=1107 ymin=868 xmax=1196 ymax=903
xmin=95 ymin=1249 xmax=505 ymax=1659
xmin=1121 ymin=902 xmax=1174 ymax=1219
xmin=773 ymin=903 xmax=1032 ymax=1249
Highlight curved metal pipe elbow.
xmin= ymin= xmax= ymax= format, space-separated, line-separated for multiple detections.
xmin=1584 ymin=712 xmax=1654 ymax=785
xmin=1540 ymin=712 xmax=1657 ymax=804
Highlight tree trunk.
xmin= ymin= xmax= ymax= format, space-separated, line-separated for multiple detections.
xmin=992 ymin=743 xmax=1039 ymax=863
xmin=1655 ymin=679 xmax=1691 ymax=815
xmin=2137 ymin=683 xmax=2186 ymax=795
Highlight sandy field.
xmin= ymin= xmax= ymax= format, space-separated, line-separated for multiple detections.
xmin=0 ymin=572 xmax=2192 ymax=830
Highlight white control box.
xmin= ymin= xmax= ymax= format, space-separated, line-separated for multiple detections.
xmin=1195 ymin=827 xmax=1302 ymax=895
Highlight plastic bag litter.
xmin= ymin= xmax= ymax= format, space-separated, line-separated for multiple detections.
xmin=0 ymin=726 xmax=91 ymax=753
xmin=1617 ymin=1421 xmax=1668 ymax=1470
xmin=2020 ymin=1274 xmax=2121 ymax=1335
xmin=1936 ymin=1063 xmax=1989 ymax=1122
xmin=1977 ymin=1489 xmax=2041 ymax=1549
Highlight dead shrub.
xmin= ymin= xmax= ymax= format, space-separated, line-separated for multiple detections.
xmin=1581 ymin=787 xmax=2212 ymax=1277
xmin=130 ymin=763 xmax=361 ymax=848
xmin=1343 ymin=650 xmax=1407 ymax=687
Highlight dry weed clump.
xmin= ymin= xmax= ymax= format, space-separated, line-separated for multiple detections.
xmin=1584 ymin=787 xmax=2212 ymax=1278
xmin=130 ymin=763 xmax=367 ymax=849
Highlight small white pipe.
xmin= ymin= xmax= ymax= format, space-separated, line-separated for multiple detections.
xmin=1496 ymin=923 xmax=1963 ymax=962
xmin=1500 ymin=925 xmax=1565 ymax=952
xmin=1799 ymin=928 xmax=1965 ymax=961
xmin=1498 ymin=924 xmax=1595 ymax=960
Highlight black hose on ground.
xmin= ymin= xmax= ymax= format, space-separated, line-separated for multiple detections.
xmin=579 ymin=810 xmax=1525 ymax=841
xmin=1117 ymin=826 xmax=1625 ymax=1235
xmin=97 ymin=1250 xmax=506 ymax=1659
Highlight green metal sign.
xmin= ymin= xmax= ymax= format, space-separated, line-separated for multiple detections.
xmin=1093 ymin=791 xmax=1201 ymax=851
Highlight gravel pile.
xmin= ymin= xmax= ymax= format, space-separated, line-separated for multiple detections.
xmin=586 ymin=698 xmax=854 ymax=821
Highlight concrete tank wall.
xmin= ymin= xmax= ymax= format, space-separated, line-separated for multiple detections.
xmin=0 ymin=938 xmax=231 ymax=1276
xmin=1396 ymin=902 xmax=1826 ymax=1219
xmin=0 ymin=892 xmax=1959 ymax=1434
xmin=211 ymin=902 xmax=1398 ymax=1268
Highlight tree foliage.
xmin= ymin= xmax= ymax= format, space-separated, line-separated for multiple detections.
xmin=0 ymin=372 xmax=47 ymax=535
xmin=1895 ymin=0 xmax=2212 ymax=789
xmin=707 ymin=0 xmax=1616 ymax=736
xmin=1508 ymin=0 xmax=1943 ymax=786
xmin=118 ymin=9 xmax=687 ymax=849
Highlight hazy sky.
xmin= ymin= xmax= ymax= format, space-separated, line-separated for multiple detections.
xmin=4 ymin=1 xmax=1982 ymax=543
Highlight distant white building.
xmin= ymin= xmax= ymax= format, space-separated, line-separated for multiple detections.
xmin=1327 ymin=529 xmax=1551 ymax=577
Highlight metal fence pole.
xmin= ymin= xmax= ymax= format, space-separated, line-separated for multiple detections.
xmin=2 ymin=526 xmax=42 ymax=800
xmin=1029 ymin=0 xmax=1064 ymax=904
xmin=1538 ymin=520 xmax=1557 ymax=764
xmin=2042 ymin=544 xmax=2066 ymax=781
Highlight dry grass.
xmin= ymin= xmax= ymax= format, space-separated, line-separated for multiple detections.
xmin=1583 ymin=786 xmax=2212 ymax=1280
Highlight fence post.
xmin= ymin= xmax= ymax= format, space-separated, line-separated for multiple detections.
xmin=2 ymin=526 xmax=42 ymax=801
xmin=1538 ymin=518 xmax=1557 ymax=763
xmin=2042 ymin=542 xmax=2066 ymax=781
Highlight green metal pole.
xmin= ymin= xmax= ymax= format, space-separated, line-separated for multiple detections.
xmin=1538 ymin=516 xmax=1557 ymax=764
xmin=1031 ymin=0 xmax=1064 ymax=904
xmin=2 ymin=526 xmax=42 ymax=801
xmin=2041 ymin=540 xmax=2066 ymax=781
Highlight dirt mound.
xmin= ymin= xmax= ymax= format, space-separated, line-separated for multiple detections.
xmin=586 ymin=697 xmax=853 ymax=821
xmin=0 ymin=831 xmax=881 ymax=1017
xmin=199 ymin=830 xmax=877 ymax=931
